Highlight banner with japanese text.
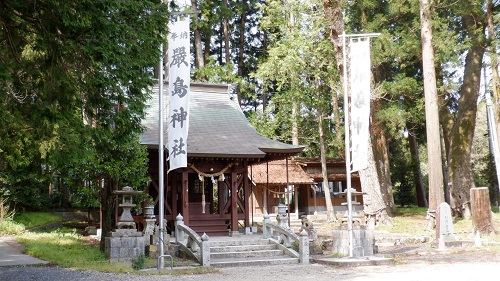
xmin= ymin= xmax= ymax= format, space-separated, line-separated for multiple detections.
xmin=168 ymin=18 xmax=190 ymax=172
xmin=350 ymin=38 xmax=371 ymax=172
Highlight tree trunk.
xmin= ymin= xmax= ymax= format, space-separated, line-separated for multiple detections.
xmin=222 ymin=0 xmax=231 ymax=65
xmin=360 ymin=136 xmax=393 ymax=228
xmin=330 ymin=86 xmax=343 ymax=157
xmin=191 ymin=0 xmax=204 ymax=69
xmin=440 ymin=126 xmax=451 ymax=204
xmin=237 ymin=0 xmax=246 ymax=77
xmin=487 ymin=0 xmax=500 ymax=114
xmin=448 ymin=13 xmax=485 ymax=219
xmin=99 ymin=178 xmax=116 ymax=252
xmin=487 ymin=0 xmax=500 ymax=158
xmin=291 ymin=104 xmax=299 ymax=146
xmin=203 ymin=35 xmax=210 ymax=65
xmin=408 ymin=127 xmax=428 ymax=207
xmin=419 ymin=0 xmax=445 ymax=228
xmin=262 ymin=32 xmax=268 ymax=112
xmin=323 ymin=0 xmax=344 ymax=158
xmin=323 ymin=0 xmax=344 ymax=77
xmin=470 ymin=187 xmax=495 ymax=235
xmin=317 ymin=93 xmax=336 ymax=222
xmin=371 ymin=102 xmax=395 ymax=216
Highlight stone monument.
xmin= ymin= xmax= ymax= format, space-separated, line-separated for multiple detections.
xmin=105 ymin=186 xmax=145 ymax=263
xmin=437 ymin=202 xmax=456 ymax=243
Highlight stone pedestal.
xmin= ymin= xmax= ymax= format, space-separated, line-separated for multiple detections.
xmin=143 ymin=218 xmax=156 ymax=246
xmin=105 ymin=229 xmax=145 ymax=263
xmin=331 ymin=225 xmax=374 ymax=257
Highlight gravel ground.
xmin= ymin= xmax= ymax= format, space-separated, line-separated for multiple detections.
xmin=3 ymin=212 xmax=499 ymax=281
xmin=2 ymin=244 xmax=500 ymax=281
xmin=1 ymin=259 xmax=499 ymax=281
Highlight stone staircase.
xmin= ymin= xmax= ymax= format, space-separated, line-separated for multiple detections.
xmin=209 ymin=237 xmax=299 ymax=267
xmin=255 ymin=213 xmax=329 ymax=233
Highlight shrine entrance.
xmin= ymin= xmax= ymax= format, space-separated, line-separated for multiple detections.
xmin=183 ymin=162 xmax=247 ymax=236
xmin=141 ymin=83 xmax=304 ymax=236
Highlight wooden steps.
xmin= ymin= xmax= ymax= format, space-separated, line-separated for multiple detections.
xmin=189 ymin=216 xmax=229 ymax=236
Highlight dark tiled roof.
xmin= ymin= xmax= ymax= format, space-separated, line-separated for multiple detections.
xmin=140 ymin=83 xmax=304 ymax=159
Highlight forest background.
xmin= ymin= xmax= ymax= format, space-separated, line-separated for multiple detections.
xmin=1 ymin=0 xmax=499 ymax=247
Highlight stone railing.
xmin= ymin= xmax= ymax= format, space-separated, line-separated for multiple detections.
xmin=175 ymin=214 xmax=210 ymax=266
xmin=262 ymin=213 xmax=309 ymax=264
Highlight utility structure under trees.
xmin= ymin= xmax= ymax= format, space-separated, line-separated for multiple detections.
xmin=419 ymin=0 xmax=445 ymax=228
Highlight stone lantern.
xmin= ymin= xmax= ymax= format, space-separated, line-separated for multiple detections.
xmin=105 ymin=186 xmax=145 ymax=263
xmin=115 ymin=186 xmax=141 ymax=229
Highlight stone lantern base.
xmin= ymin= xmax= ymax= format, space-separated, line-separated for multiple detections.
xmin=331 ymin=225 xmax=374 ymax=257
xmin=105 ymin=229 xmax=145 ymax=263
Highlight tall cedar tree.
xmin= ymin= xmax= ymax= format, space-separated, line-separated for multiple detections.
xmin=0 ymin=0 xmax=168 ymax=251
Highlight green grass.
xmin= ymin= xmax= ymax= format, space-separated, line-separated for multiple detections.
xmin=9 ymin=208 xmax=500 ymax=274
xmin=375 ymin=206 xmax=431 ymax=235
xmin=376 ymin=206 xmax=500 ymax=242
xmin=14 ymin=212 xmax=63 ymax=229
xmin=0 ymin=220 xmax=26 ymax=235
xmin=392 ymin=206 xmax=428 ymax=216
xmin=17 ymin=229 xmax=134 ymax=272
xmin=8 ymin=212 xmax=214 ymax=274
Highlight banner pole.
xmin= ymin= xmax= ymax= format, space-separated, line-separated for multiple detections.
xmin=342 ymin=30 xmax=354 ymax=258
xmin=341 ymin=29 xmax=380 ymax=258
xmin=158 ymin=41 xmax=165 ymax=267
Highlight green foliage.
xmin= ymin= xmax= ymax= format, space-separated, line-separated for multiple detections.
xmin=14 ymin=212 xmax=62 ymax=229
xmin=132 ymin=253 xmax=146 ymax=270
xmin=0 ymin=1 xmax=166 ymax=216
xmin=0 ymin=220 xmax=25 ymax=235
xmin=0 ymin=197 xmax=25 ymax=234
xmin=390 ymin=136 xmax=417 ymax=207
xmin=253 ymin=0 xmax=341 ymax=156
xmin=0 ymin=196 xmax=15 ymax=221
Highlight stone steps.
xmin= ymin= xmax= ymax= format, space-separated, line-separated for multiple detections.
xmin=209 ymin=238 xmax=299 ymax=267
xmin=253 ymin=213 xmax=329 ymax=232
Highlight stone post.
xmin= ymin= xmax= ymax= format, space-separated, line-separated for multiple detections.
xmin=299 ymin=229 xmax=309 ymax=264
xmin=175 ymin=214 xmax=184 ymax=243
xmin=263 ymin=213 xmax=271 ymax=238
xmin=200 ymin=233 xmax=210 ymax=267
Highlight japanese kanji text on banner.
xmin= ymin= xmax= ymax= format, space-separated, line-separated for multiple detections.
xmin=168 ymin=18 xmax=190 ymax=172
xmin=349 ymin=38 xmax=371 ymax=172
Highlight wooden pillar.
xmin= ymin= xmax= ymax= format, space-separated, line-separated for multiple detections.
xmin=182 ymin=169 xmax=189 ymax=225
xmin=231 ymin=170 xmax=238 ymax=233
xmin=295 ymin=186 xmax=299 ymax=219
xmin=243 ymin=161 xmax=250 ymax=229
xmin=470 ymin=187 xmax=493 ymax=235
xmin=172 ymin=171 xmax=178 ymax=220
xmin=218 ymin=176 xmax=224 ymax=216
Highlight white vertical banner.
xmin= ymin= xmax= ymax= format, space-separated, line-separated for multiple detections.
xmin=168 ymin=18 xmax=190 ymax=172
xmin=350 ymin=38 xmax=371 ymax=172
